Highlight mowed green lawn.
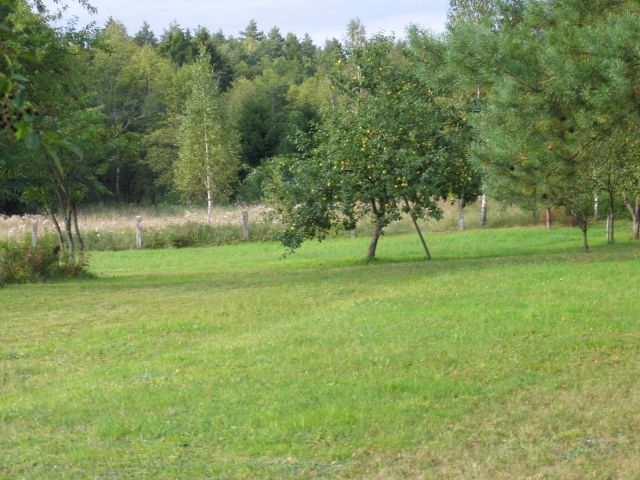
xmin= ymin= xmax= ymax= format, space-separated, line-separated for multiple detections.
xmin=2 ymin=226 xmax=640 ymax=479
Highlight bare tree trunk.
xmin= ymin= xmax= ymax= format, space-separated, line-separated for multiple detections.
xmin=545 ymin=207 xmax=552 ymax=230
xmin=116 ymin=166 xmax=120 ymax=197
xmin=404 ymin=198 xmax=431 ymax=260
xmin=480 ymin=193 xmax=488 ymax=227
xmin=622 ymin=193 xmax=640 ymax=240
xmin=368 ymin=219 xmax=383 ymax=261
xmin=594 ymin=193 xmax=600 ymax=220
xmin=457 ymin=198 xmax=465 ymax=231
xmin=72 ymin=203 xmax=85 ymax=263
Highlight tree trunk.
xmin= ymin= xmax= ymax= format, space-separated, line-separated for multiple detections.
xmin=72 ymin=203 xmax=85 ymax=263
xmin=50 ymin=211 xmax=65 ymax=254
xmin=480 ymin=193 xmax=488 ymax=227
xmin=367 ymin=219 xmax=383 ymax=261
xmin=622 ymin=193 xmax=640 ymax=240
xmin=606 ymin=188 xmax=615 ymax=243
xmin=64 ymin=211 xmax=75 ymax=260
xmin=206 ymin=181 xmax=213 ymax=224
xmin=205 ymin=131 xmax=212 ymax=224
xmin=457 ymin=198 xmax=465 ymax=231
xmin=545 ymin=207 xmax=552 ymax=230
xmin=581 ymin=225 xmax=589 ymax=253
xmin=606 ymin=212 xmax=614 ymax=243
xmin=404 ymin=198 xmax=431 ymax=260
xmin=116 ymin=166 xmax=120 ymax=197
xmin=594 ymin=193 xmax=600 ymax=220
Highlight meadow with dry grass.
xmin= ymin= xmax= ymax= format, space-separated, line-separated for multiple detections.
xmin=0 ymin=205 xmax=273 ymax=244
xmin=0 ymin=200 xmax=540 ymax=249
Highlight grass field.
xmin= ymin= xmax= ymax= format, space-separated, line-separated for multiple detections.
xmin=2 ymin=226 xmax=640 ymax=479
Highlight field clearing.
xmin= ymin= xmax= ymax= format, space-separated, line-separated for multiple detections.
xmin=1 ymin=226 xmax=640 ymax=478
xmin=0 ymin=200 xmax=537 ymax=245
xmin=0 ymin=205 xmax=273 ymax=243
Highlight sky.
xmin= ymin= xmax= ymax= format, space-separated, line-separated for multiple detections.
xmin=48 ymin=0 xmax=450 ymax=45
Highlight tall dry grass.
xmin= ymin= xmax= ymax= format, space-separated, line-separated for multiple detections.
xmin=1 ymin=199 xmax=551 ymax=248
xmin=0 ymin=205 xmax=273 ymax=242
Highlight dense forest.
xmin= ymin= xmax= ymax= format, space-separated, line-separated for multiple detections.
xmin=2 ymin=0 xmax=640 ymax=261
xmin=1 ymin=1 xmax=333 ymax=209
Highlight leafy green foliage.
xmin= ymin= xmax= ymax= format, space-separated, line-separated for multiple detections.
xmin=447 ymin=0 xmax=640 ymax=247
xmin=0 ymin=236 xmax=88 ymax=285
xmin=267 ymin=35 xmax=480 ymax=259
xmin=175 ymin=50 xmax=240 ymax=212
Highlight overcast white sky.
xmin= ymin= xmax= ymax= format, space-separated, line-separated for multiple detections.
xmin=49 ymin=0 xmax=449 ymax=45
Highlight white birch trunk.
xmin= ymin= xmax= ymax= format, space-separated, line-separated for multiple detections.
xmin=204 ymin=130 xmax=212 ymax=224
xmin=480 ymin=193 xmax=487 ymax=227
xmin=206 ymin=177 xmax=212 ymax=224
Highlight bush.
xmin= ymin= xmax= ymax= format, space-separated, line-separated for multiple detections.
xmin=0 ymin=237 xmax=88 ymax=285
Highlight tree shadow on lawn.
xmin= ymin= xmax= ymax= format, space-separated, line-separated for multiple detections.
xmin=86 ymin=240 xmax=639 ymax=294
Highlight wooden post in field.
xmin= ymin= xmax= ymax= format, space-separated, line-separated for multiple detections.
xmin=241 ymin=210 xmax=249 ymax=242
xmin=457 ymin=198 xmax=465 ymax=231
xmin=545 ymin=208 xmax=552 ymax=230
xmin=31 ymin=219 xmax=38 ymax=247
xmin=480 ymin=193 xmax=488 ymax=227
xmin=135 ymin=215 xmax=143 ymax=248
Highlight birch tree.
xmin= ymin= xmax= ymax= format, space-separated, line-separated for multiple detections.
xmin=176 ymin=50 xmax=239 ymax=222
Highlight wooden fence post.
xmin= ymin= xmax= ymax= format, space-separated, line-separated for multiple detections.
xmin=457 ymin=198 xmax=465 ymax=231
xmin=241 ymin=210 xmax=250 ymax=242
xmin=480 ymin=193 xmax=488 ymax=227
xmin=135 ymin=215 xmax=143 ymax=248
xmin=31 ymin=219 xmax=38 ymax=247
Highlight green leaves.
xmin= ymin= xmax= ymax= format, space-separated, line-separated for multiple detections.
xmin=266 ymin=35 xmax=467 ymax=257
xmin=175 ymin=49 xmax=240 ymax=204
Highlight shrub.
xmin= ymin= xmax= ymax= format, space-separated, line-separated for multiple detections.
xmin=0 ymin=237 xmax=88 ymax=285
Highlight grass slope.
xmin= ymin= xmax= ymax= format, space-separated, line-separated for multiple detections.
xmin=1 ymin=226 xmax=639 ymax=479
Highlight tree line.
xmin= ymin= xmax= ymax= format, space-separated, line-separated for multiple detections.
xmin=2 ymin=0 xmax=640 ymax=263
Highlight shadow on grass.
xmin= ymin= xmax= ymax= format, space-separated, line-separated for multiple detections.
xmin=83 ymin=239 xmax=639 ymax=294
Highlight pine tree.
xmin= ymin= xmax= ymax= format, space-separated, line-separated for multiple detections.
xmin=134 ymin=21 xmax=157 ymax=47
